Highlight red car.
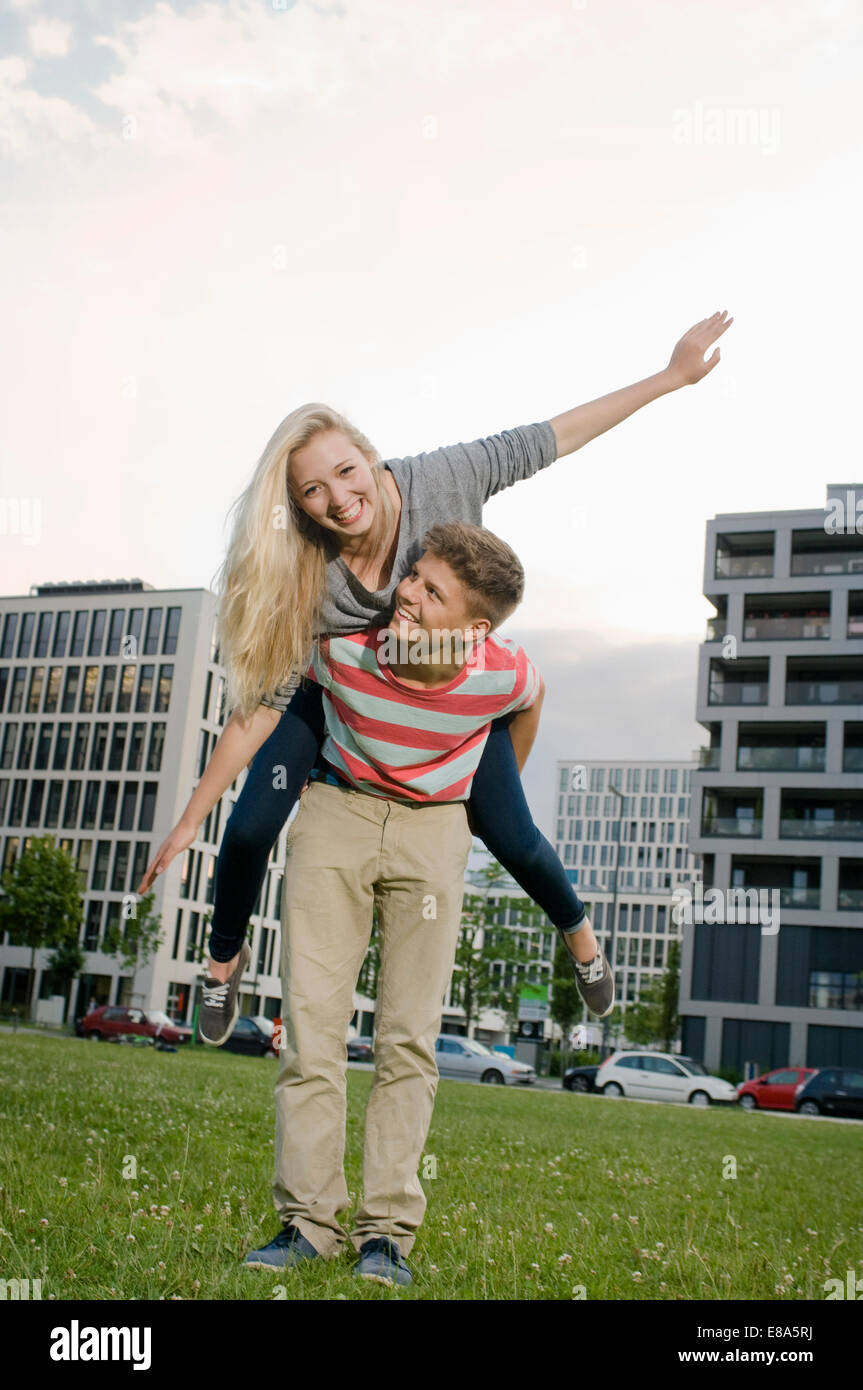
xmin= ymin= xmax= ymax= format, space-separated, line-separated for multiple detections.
xmin=737 ymin=1066 xmax=816 ymax=1111
xmin=81 ymin=1005 xmax=192 ymax=1045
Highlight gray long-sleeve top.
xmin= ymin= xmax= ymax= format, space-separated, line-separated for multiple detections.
xmin=259 ymin=419 xmax=557 ymax=711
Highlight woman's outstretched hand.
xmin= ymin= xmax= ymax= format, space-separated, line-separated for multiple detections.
xmin=136 ymin=819 xmax=198 ymax=895
xmin=666 ymin=310 xmax=734 ymax=386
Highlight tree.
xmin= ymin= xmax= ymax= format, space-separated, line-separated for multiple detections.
xmin=451 ymin=863 xmax=539 ymax=1036
xmin=0 ymin=836 xmax=83 ymax=1019
xmin=45 ymin=935 xmax=85 ymax=1024
xmin=621 ymin=940 xmax=681 ymax=1051
xmin=549 ymin=932 xmax=583 ymax=1073
xmin=102 ymin=890 xmax=164 ymax=972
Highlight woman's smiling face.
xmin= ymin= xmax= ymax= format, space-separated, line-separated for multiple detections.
xmin=288 ymin=429 xmax=380 ymax=541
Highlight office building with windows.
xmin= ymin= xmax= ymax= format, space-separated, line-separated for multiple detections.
xmin=0 ymin=578 xmax=290 ymax=1026
xmin=553 ymin=760 xmax=700 ymax=1016
xmin=680 ymin=483 xmax=863 ymax=1074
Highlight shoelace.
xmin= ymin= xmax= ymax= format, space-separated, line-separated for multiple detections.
xmin=574 ymin=950 xmax=605 ymax=984
xmin=201 ymin=979 xmax=230 ymax=1010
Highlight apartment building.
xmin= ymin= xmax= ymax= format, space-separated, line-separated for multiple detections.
xmin=680 ymin=483 xmax=863 ymax=1074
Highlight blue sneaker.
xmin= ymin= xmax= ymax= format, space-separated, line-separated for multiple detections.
xmin=244 ymin=1224 xmax=320 ymax=1271
xmin=353 ymin=1236 xmax=412 ymax=1286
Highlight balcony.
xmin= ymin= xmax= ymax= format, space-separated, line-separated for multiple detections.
xmin=743 ymin=593 xmax=831 ymax=642
xmin=791 ymin=529 xmax=863 ymax=576
xmin=702 ymin=817 xmax=764 ymax=838
xmin=701 ymin=790 xmax=763 ymax=839
xmin=843 ymin=745 xmax=863 ymax=772
xmin=780 ymin=794 xmax=863 ymax=842
xmin=698 ymin=746 xmax=721 ymax=769
xmin=838 ymin=861 xmax=863 ymax=911
xmin=736 ymin=723 xmax=826 ymax=773
xmin=706 ymin=617 xmax=727 ymax=642
xmin=738 ymin=746 xmax=826 ymax=772
xmin=786 ymin=658 xmax=863 ymax=706
xmin=715 ymin=531 xmax=774 ymax=580
xmin=708 ymin=659 xmax=770 ymax=706
xmin=731 ymin=856 xmax=820 ymax=911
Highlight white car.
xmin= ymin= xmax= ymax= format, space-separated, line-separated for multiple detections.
xmin=596 ymin=1051 xmax=738 ymax=1106
xmin=435 ymin=1035 xmax=536 ymax=1085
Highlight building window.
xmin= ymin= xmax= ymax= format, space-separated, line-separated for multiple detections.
xmin=27 ymin=667 xmax=45 ymax=712
xmin=83 ymin=900 xmax=102 ymax=950
xmin=163 ymin=607 xmax=181 ymax=655
xmin=70 ymin=724 xmax=89 ymax=770
xmin=117 ymin=665 xmax=136 ymax=713
xmin=155 ymin=664 xmax=173 ymax=713
xmin=111 ymin=841 xmax=130 ymax=893
xmin=127 ymin=723 xmax=145 ymax=771
xmin=809 ymin=971 xmax=863 ymax=1010
xmin=69 ymin=611 xmax=88 ymax=657
xmin=88 ymin=610 xmax=107 ymax=657
xmin=44 ymin=667 xmax=62 ymax=713
xmin=98 ymin=666 xmax=117 ymax=713
xmin=138 ymin=782 xmax=157 ymax=832
xmin=143 ymin=608 xmax=163 ymax=656
xmin=108 ymin=725 xmax=128 ymax=771
xmin=62 ymin=781 xmax=81 ymax=829
xmin=17 ymin=613 xmax=35 ymax=658
xmin=80 ymin=666 xmax=98 ymax=713
xmin=1 ymin=613 xmax=19 ymax=659
xmin=106 ymin=609 xmax=126 ymax=656
xmin=135 ymin=665 xmax=154 ymax=713
xmin=81 ymin=781 xmax=100 ymax=830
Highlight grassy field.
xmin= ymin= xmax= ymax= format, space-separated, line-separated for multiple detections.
xmin=1 ymin=1034 xmax=861 ymax=1301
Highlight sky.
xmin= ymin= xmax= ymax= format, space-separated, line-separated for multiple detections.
xmin=1 ymin=0 xmax=861 ymax=830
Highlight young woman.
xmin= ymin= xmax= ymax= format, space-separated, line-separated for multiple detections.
xmin=137 ymin=311 xmax=732 ymax=1036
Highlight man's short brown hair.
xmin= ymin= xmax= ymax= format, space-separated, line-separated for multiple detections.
xmin=420 ymin=521 xmax=524 ymax=630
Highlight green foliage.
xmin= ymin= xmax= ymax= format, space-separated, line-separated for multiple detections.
xmin=452 ymin=863 xmax=541 ymax=1034
xmin=102 ymin=890 xmax=164 ymax=971
xmin=0 ymin=836 xmax=83 ymax=1016
xmin=620 ymin=941 xmax=681 ymax=1051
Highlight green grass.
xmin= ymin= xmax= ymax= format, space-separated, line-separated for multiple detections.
xmin=1 ymin=1035 xmax=861 ymax=1301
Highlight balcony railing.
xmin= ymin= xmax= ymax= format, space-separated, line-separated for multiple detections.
xmin=743 ymin=616 xmax=830 ymax=640
xmin=838 ymin=888 xmax=863 ymax=910
xmin=791 ymin=551 xmax=863 ymax=576
xmin=780 ymin=818 xmax=863 ymax=841
xmin=709 ymin=682 xmax=769 ymax=705
xmin=779 ymin=886 xmax=821 ymax=909
xmin=715 ymin=555 xmax=774 ymax=578
xmin=698 ymin=747 xmax=721 ymax=769
xmin=786 ymin=679 xmax=863 ymax=705
xmin=737 ymin=747 xmax=826 ymax=772
xmin=701 ymin=817 xmax=763 ymax=837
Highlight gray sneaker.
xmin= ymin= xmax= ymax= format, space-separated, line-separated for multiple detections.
xmin=199 ymin=939 xmax=252 ymax=1045
xmin=244 ymin=1224 xmax=320 ymax=1271
xmin=565 ymin=938 xmax=615 ymax=1019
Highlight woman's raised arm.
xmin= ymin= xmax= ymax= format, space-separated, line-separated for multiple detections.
xmin=549 ymin=310 xmax=733 ymax=458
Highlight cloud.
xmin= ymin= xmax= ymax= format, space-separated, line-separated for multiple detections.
xmin=27 ymin=19 xmax=74 ymax=58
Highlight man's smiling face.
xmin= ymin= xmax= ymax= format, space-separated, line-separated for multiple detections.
xmin=388 ymin=551 xmax=489 ymax=647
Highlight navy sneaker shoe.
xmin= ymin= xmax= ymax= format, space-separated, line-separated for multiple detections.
xmin=353 ymin=1236 xmax=412 ymax=1286
xmin=244 ymin=1223 xmax=320 ymax=1271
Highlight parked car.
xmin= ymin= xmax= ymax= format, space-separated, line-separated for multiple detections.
xmin=347 ymin=1036 xmax=374 ymax=1061
xmin=794 ymin=1067 xmax=863 ymax=1119
xmin=435 ymin=1035 xmax=535 ymax=1085
xmin=562 ymin=1064 xmax=600 ymax=1093
xmin=595 ymin=1051 xmax=738 ymax=1106
xmin=81 ymin=1005 xmax=192 ymax=1046
xmin=737 ymin=1066 xmax=817 ymax=1111
xmin=218 ymin=1014 xmax=277 ymax=1056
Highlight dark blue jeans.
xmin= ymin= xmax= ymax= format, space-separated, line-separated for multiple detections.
xmin=208 ymin=681 xmax=587 ymax=962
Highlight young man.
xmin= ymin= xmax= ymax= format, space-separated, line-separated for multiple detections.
xmin=244 ymin=522 xmax=611 ymax=1285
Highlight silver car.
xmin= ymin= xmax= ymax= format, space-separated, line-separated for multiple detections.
xmin=435 ymin=1035 xmax=535 ymax=1085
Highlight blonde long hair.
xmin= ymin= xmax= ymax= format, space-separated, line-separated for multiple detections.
xmin=212 ymin=402 xmax=395 ymax=720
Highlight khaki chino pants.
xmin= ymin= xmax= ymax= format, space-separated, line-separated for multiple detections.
xmin=273 ymin=778 xmax=473 ymax=1258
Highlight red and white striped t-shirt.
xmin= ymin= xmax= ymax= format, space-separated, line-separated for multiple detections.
xmin=306 ymin=627 xmax=542 ymax=803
